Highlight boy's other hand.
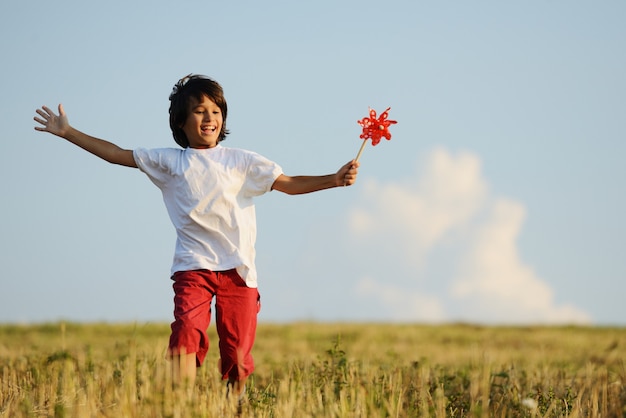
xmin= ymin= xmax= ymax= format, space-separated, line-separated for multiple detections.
xmin=34 ymin=104 xmax=70 ymax=138
xmin=338 ymin=160 xmax=359 ymax=187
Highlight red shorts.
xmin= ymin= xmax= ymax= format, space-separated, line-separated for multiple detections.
xmin=168 ymin=269 xmax=260 ymax=381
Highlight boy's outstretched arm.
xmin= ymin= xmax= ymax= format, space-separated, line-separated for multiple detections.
xmin=34 ymin=104 xmax=137 ymax=168
xmin=272 ymin=160 xmax=359 ymax=195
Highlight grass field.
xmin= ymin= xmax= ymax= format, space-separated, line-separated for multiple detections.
xmin=0 ymin=322 xmax=624 ymax=417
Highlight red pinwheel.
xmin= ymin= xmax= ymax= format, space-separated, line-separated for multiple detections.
xmin=355 ymin=107 xmax=397 ymax=162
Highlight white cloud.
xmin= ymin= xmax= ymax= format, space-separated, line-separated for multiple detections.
xmin=450 ymin=198 xmax=591 ymax=324
xmin=347 ymin=147 xmax=591 ymax=325
xmin=350 ymin=147 xmax=487 ymax=265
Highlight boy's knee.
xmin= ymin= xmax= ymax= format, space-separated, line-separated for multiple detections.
xmin=169 ymin=325 xmax=208 ymax=366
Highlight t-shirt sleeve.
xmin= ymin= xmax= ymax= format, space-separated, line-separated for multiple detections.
xmin=133 ymin=148 xmax=179 ymax=189
xmin=244 ymin=151 xmax=283 ymax=197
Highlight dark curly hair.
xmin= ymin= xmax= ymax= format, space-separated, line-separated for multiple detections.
xmin=168 ymin=74 xmax=230 ymax=148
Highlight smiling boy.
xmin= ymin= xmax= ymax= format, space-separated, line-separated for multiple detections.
xmin=34 ymin=74 xmax=359 ymax=401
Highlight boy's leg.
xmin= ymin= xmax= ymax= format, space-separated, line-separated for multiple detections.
xmin=172 ymin=351 xmax=198 ymax=387
xmin=169 ymin=270 xmax=216 ymax=386
xmin=214 ymin=269 xmax=260 ymax=395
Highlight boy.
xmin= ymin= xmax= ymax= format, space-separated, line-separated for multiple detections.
xmin=34 ymin=74 xmax=359 ymax=398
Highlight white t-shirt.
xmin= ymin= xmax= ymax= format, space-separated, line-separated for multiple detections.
xmin=133 ymin=145 xmax=283 ymax=287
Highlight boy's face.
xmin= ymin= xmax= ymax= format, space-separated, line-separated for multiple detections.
xmin=182 ymin=94 xmax=223 ymax=149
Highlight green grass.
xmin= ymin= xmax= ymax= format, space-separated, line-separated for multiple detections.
xmin=0 ymin=322 xmax=624 ymax=417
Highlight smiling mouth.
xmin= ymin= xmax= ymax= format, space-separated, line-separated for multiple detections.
xmin=201 ymin=125 xmax=217 ymax=134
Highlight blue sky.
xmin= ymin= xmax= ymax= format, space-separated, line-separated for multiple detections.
xmin=1 ymin=0 xmax=624 ymax=325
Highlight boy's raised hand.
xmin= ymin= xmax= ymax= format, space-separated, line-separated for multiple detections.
xmin=34 ymin=104 xmax=69 ymax=138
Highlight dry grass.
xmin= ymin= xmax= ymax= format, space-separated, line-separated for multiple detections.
xmin=0 ymin=322 xmax=624 ymax=417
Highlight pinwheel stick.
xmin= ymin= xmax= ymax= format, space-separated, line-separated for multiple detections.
xmin=355 ymin=139 xmax=368 ymax=162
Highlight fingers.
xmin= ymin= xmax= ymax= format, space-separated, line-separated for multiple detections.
xmin=39 ymin=105 xmax=55 ymax=118
xmin=342 ymin=159 xmax=359 ymax=186
xmin=344 ymin=159 xmax=359 ymax=169
xmin=34 ymin=107 xmax=50 ymax=130
xmin=33 ymin=120 xmax=46 ymax=130
xmin=35 ymin=108 xmax=49 ymax=120
xmin=343 ymin=172 xmax=357 ymax=185
xmin=33 ymin=109 xmax=48 ymax=130
xmin=33 ymin=104 xmax=61 ymax=131
xmin=347 ymin=160 xmax=359 ymax=176
xmin=35 ymin=104 xmax=62 ymax=119
xmin=35 ymin=106 xmax=53 ymax=121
